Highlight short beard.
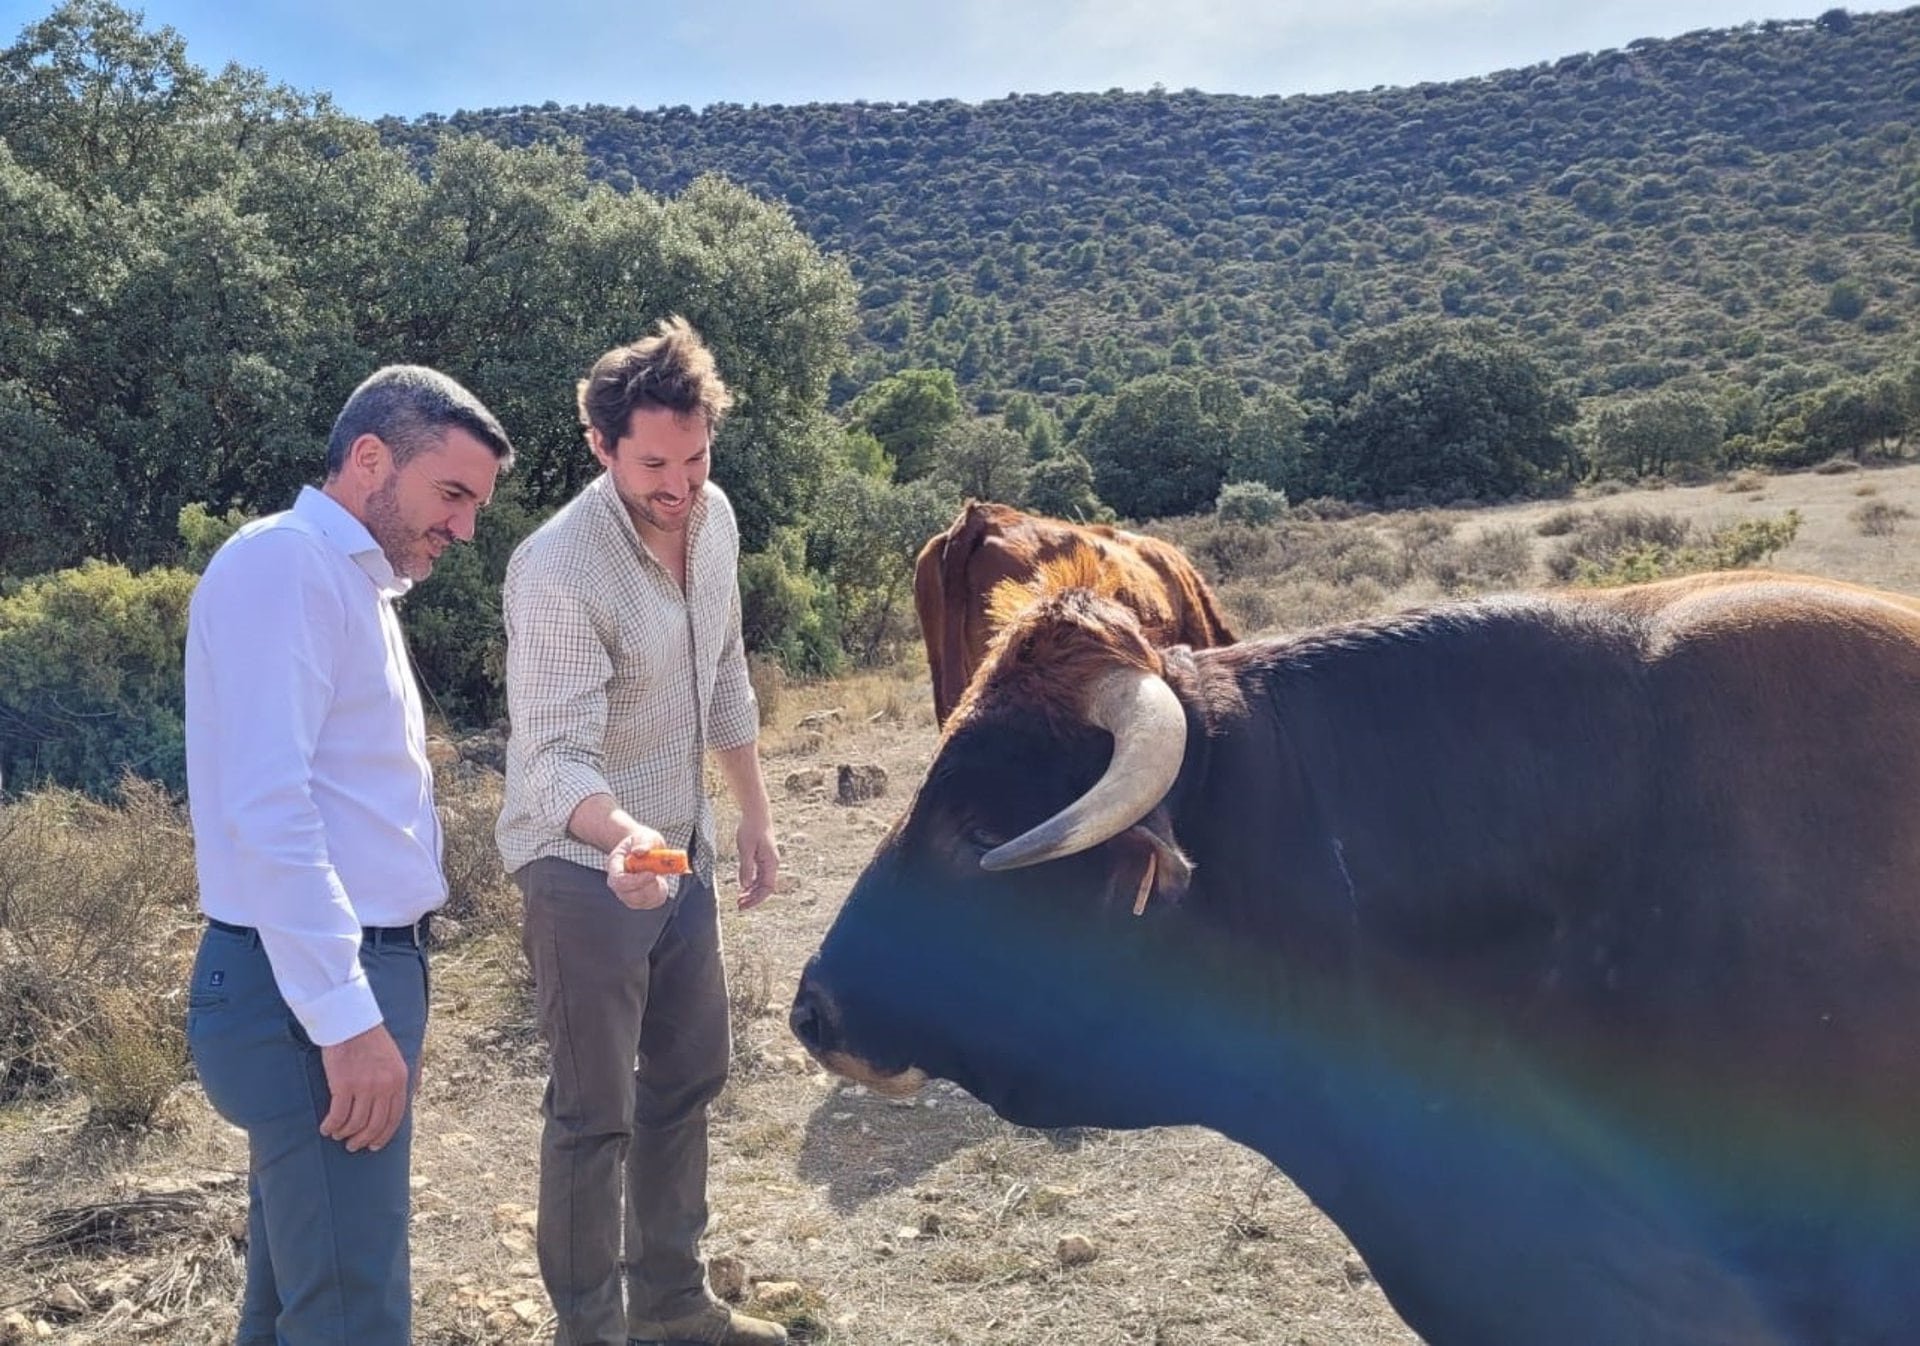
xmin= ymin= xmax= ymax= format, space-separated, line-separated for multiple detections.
xmin=362 ymin=476 xmax=420 ymax=579
xmin=621 ymin=481 xmax=698 ymax=535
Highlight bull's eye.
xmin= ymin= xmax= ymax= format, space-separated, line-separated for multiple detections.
xmin=965 ymin=825 xmax=1006 ymax=853
xmin=1019 ymin=634 xmax=1035 ymax=660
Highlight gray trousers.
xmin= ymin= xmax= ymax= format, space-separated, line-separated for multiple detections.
xmin=186 ymin=924 xmax=429 ymax=1346
xmin=516 ymin=856 xmax=731 ymax=1346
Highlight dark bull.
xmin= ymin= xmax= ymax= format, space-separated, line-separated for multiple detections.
xmin=793 ymin=567 xmax=1920 ymax=1346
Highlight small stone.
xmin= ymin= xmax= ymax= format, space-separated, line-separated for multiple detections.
xmin=751 ymin=1281 xmax=805 ymax=1310
xmin=784 ymin=768 xmax=827 ymax=797
xmin=709 ymin=1253 xmax=747 ymax=1302
xmin=45 ymin=1286 xmax=87 ymax=1317
xmin=835 ymin=763 xmax=888 ymax=804
xmin=1057 ymin=1234 xmax=1099 ymax=1267
xmin=491 ymin=1202 xmax=537 ymax=1232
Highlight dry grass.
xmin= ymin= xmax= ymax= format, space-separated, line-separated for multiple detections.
xmin=0 ymin=778 xmax=200 ymax=1124
xmin=5 ymin=460 xmax=1920 ymax=1343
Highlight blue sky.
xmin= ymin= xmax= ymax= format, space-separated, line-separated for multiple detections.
xmin=1 ymin=1 xmax=1901 ymax=118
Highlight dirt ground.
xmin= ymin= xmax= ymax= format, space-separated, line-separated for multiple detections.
xmin=5 ymin=460 xmax=1919 ymax=1345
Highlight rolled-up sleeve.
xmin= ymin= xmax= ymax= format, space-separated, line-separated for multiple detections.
xmin=502 ymin=550 xmax=616 ymax=833
xmin=706 ymin=575 xmax=759 ymax=753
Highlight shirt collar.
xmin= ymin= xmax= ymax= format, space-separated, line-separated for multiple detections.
xmin=294 ymin=486 xmax=413 ymax=598
xmin=590 ymin=471 xmax=709 ymax=558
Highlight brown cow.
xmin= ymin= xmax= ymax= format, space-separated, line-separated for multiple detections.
xmin=913 ymin=500 xmax=1236 ymax=725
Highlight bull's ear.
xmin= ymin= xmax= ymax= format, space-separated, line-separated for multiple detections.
xmin=1108 ymin=806 xmax=1193 ymax=915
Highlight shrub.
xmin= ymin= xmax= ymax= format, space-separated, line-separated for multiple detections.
xmin=803 ymin=473 xmax=955 ymax=667
xmin=1708 ymin=513 xmax=1801 ymax=567
xmin=739 ymin=533 xmax=842 ymax=678
xmin=433 ymin=767 xmax=518 ymax=938
xmin=746 ymin=653 xmax=785 ymax=729
xmin=0 ymin=562 xmax=197 ymax=796
xmin=0 ymin=778 xmax=198 ymax=1123
xmin=1421 ymin=526 xmax=1535 ymax=593
xmin=1533 ymin=508 xmax=1585 ymax=537
xmin=1215 ymin=481 xmax=1289 ymax=526
xmin=1825 ymin=279 xmax=1867 ymax=321
xmin=1544 ymin=509 xmax=1692 ymax=582
xmin=1025 ymin=451 xmax=1110 ymax=523
xmin=1290 ymin=497 xmax=1363 ymax=522
xmin=1850 ymin=500 xmax=1912 ymax=538
xmin=56 ymin=985 xmax=189 ymax=1129
xmin=1177 ymin=518 xmax=1274 ymax=582
xmin=1567 ymin=511 xmax=1801 ymax=586
xmin=176 ymin=503 xmax=252 ymax=573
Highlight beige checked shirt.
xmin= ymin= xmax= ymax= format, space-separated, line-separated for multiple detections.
xmin=496 ymin=473 xmax=758 ymax=881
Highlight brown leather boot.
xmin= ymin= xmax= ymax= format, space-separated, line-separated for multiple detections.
xmin=629 ymin=1300 xmax=789 ymax=1346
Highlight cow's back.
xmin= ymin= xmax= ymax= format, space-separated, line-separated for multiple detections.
xmin=913 ymin=502 xmax=1239 ymax=726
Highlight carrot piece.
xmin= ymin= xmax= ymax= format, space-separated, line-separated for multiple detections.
xmin=623 ymin=847 xmax=691 ymax=876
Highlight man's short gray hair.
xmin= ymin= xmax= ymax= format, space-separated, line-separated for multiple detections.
xmin=325 ymin=365 xmax=515 ymax=476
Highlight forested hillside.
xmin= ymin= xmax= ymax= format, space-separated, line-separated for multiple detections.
xmin=6 ymin=1 xmax=1920 ymax=796
xmin=406 ymin=7 xmax=1920 ymax=408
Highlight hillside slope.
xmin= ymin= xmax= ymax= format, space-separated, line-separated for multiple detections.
xmin=402 ymin=8 xmax=1920 ymax=405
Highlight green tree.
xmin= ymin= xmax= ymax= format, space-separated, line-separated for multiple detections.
xmin=176 ymin=502 xmax=251 ymax=572
xmin=1586 ymin=389 xmax=1726 ymax=480
xmin=0 ymin=4 xmax=857 ymax=569
xmin=1001 ymin=391 xmax=1064 ymax=459
xmin=1226 ymin=388 xmax=1308 ymax=492
xmin=841 ymin=429 xmax=893 ymax=480
xmin=1300 ymin=319 xmax=1578 ymax=503
xmin=1024 ymin=451 xmax=1110 ymax=522
xmin=401 ymin=493 xmax=544 ymax=727
xmin=1825 ymin=278 xmax=1867 ymax=321
xmin=930 ymin=420 xmax=1031 ymax=504
xmin=641 ymin=174 xmax=859 ymax=549
xmin=1784 ymin=375 xmax=1911 ymax=462
xmin=803 ymin=472 xmax=957 ymax=664
xmin=847 ymin=368 xmax=964 ymax=481
xmin=1072 ymin=372 xmax=1241 ymax=518
xmin=738 ymin=528 xmax=840 ymax=677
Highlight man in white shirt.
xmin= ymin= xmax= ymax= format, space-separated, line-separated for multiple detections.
xmin=184 ymin=365 xmax=512 ymax=1346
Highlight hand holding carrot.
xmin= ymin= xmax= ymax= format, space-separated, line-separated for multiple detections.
xmin=607 ymin=828 xmax=676 ymax=910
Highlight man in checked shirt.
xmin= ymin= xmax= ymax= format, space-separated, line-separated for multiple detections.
xmin=497 ymin=316 xmax=787 ymax=1346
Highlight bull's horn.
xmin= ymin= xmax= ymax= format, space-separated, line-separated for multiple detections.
xmin=980 ymin=668 xmax=1186 ymax=871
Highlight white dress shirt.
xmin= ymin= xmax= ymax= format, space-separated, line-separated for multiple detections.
xmin=186 ymin=486 xmax=445 ymax=1046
